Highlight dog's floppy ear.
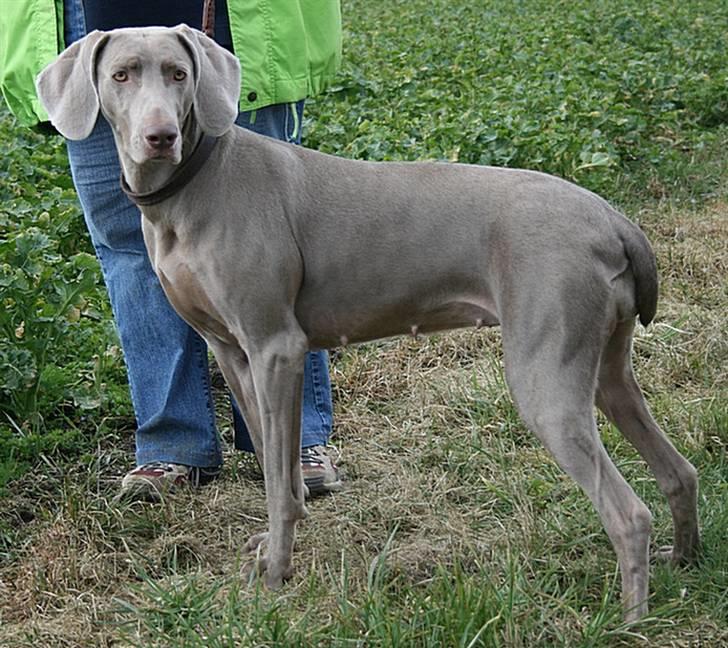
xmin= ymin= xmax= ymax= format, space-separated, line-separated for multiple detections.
xmin=175 ymin=24 xmax=241 ymax=136
xmin=35 ymin=31 xmax=109 ymax=140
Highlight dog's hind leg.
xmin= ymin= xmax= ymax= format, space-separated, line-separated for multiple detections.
xmin=596 ymin=320 xmax=700 ymax=564
xmin=502 ymin=328 xmax=652 ymax=622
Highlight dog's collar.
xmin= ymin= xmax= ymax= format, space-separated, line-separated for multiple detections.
xmin=120 ymin=134 xmax=218 ymax=207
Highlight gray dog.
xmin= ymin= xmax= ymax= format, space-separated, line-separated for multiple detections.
xmin=36 ymin=25 xmax=699 ymax=621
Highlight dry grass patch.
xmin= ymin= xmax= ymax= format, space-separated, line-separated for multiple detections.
xmin=1 ymin=201 xmax=726 ymax=646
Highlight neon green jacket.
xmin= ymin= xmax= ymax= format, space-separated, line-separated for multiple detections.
xmin=0 ymin=0 xmax=342 ymax=126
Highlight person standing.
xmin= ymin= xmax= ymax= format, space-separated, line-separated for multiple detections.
xmin=0 ymin=0 xmax=343 ymax=499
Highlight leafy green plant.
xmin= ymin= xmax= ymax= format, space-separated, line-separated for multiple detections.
xmin=306 ymin=0 xmax=728 ymax=204
xmin=0 ymin=111 xmax=130 ymax=485
xmin=0 ymin=223 xmax=99 ymax=430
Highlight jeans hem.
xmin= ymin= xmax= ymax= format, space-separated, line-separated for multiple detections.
xmin=135 ymin=451 xmax=224 ymax=469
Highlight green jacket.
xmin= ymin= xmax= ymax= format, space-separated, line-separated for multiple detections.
xmin=0 ymin=0 xmax=342 ymax=126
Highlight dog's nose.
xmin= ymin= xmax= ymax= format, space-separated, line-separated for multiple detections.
xmin=143 ymin=124 xmax=179 ymax=150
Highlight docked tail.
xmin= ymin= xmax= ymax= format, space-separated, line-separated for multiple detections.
xmin=619 ymin=218 xmax=658 ymax=326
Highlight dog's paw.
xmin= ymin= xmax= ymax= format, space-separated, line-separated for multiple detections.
xmin=242 ymin=555 xmax=267 ymax=585
xmin=656 ymin=544 xmax=697 ymax=566
xmin=241 ymin=554 xmax=292 ymax=589
xmin=655 ymin=545 xmax=678 ymax=563
xmin=244 ymin=531 xmax=269 ymax=554
xmin=655 ymin=543 xmax=700 ymax=566
xmin=242 ymin=531 xmax=293 ymax=589
xmin=263 ymin=566 xmax=290 ymax=590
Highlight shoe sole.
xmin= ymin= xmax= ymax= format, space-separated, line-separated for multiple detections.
xmin=304 ymin=475 xmax=343 ymax=497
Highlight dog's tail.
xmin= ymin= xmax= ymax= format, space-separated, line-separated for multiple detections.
xmin=618 ymin=217 xmax=658 ymax=327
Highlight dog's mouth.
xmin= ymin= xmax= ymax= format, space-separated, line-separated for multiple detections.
xmin=146 ymin=149 xmax=180 ymax=162
xmin=136 ymin=145 xmax=182 ymax=166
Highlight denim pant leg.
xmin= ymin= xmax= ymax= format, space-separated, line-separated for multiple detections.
xmin=66 ymin=119 xmax=222 ymax=468
xmin=231 ymin=103 xmax=333 ymax=450
xmin=63 ymin=0 xmax=221 ymax=467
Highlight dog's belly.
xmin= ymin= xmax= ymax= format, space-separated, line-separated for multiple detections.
xmin=302 ymin=296 xmax=499 ymax=349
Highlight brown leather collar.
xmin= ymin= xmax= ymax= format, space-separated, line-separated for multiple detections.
xmin=120 ymin=134 xmax=218 ymax=207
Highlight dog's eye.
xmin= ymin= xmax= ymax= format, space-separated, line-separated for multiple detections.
xmin=173 ymin=69 xmax=187 ymax=82
xmin=112 ymin=70 xmax=128 ymax=83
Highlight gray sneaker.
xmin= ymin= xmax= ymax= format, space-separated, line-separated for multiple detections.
xmin=301 ymin=445 xmax=342 ymax=496
xmin=118 ymin=461 xmax=221 ymax=501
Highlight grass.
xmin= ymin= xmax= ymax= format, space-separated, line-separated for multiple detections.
xmin=1 ymin=0 xmax=727 ymax=645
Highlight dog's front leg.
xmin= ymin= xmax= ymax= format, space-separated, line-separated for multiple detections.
xmin=243 ymin=331 xmax=309 ymax=589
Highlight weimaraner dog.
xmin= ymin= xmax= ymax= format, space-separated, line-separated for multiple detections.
xmin=37 ymin=25 xmax=699 ymax=621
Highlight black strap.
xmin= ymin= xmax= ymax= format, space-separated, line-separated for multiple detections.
xmin=120 ymin=135 xmax=219 ymax=206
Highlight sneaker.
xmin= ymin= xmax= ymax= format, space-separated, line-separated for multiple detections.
xmin=117 ymin=461 xmax=221 ymax=501
xmin=301 ymin=445 xmax=342 ymax=496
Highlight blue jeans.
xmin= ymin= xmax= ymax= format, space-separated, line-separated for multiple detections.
xmin=63 ymin=0 xmax=333 ymax=466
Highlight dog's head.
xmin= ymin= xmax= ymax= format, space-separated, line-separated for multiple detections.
xmin=36 ymin=25 xmax=240 ymax=165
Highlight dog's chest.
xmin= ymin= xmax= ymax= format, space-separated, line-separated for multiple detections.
xmin=143 ymin=220 xmax=236 ymax=344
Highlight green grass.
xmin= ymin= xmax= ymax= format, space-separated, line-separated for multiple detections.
xmin=1 ymin=0 xmax=727 ymax=645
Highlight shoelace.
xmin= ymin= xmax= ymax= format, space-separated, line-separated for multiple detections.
xmin=134 ymin=462 xmax=205 ymax=486
xmin=300 ymin=448 xmax=325 ymax=467
xmin=135 ymin=461 xmax=179 ymax=473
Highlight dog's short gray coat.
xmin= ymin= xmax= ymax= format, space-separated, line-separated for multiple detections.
xmin=36 ymin=25 xmax=700 ymax=621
